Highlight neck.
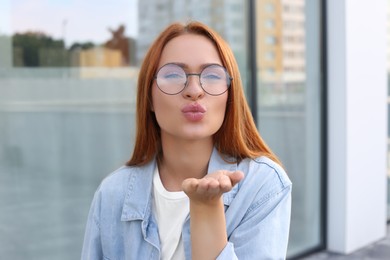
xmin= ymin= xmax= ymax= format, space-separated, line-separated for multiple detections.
xmin=158 ymin=135 xmax=214 ymax=191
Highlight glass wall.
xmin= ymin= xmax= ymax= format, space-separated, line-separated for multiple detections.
xmin=0 ymin=1 xmax=139 ymax=259
xmin=387 ymin=0 xmax=390 ymax=221
xmin=255 ymin=0 xmax=323 ymax=256
xmin=0 ymin=0 xmax=322 ymax=258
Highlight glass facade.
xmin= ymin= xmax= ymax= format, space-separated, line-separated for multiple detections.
xmin=0 ymin=0 xmax=323 ymax=258
xmin=255 ymin=0 xmax=323 ymax=256
xmin=387 ymin=0 xmax=390 ymax=221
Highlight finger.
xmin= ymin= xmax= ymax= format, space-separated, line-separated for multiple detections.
xmin=197 ymin=178 xmax=218 ymax=194
xmin=206 ymin=178 xmax=221 ymax=195
xmin=182 ymin=178 xmax=199 ymax=193
xmin=228 ymin=171 xmax=244 ymax=186
xmin=218 ymin=175 xmax=233 ymax=192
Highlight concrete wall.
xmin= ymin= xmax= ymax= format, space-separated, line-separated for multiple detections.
xmin=327 ymin=0 xmax=388 ymax=253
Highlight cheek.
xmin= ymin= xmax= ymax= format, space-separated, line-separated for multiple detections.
xmin=209 ymin=94 xmax=228 ymax=128
xmin=216 ymin=94 xmax=228 ymax=118
xmin=151 ymin=85 xmax=165 ymax=113
xmin=151 ymin=86 xmax=177 ymax=123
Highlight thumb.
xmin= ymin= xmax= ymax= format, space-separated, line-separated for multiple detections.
xmin=227 ymin=171 xmax=244 ymax=186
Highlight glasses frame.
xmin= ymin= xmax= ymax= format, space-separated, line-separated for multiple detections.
xmin=154 ymin=63 xmax=233 ymax=96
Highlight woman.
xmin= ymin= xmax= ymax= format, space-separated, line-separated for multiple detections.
xmin=82 ymin=21 xmax=292 ymax=260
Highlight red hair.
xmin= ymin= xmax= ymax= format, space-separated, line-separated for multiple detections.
xmin=127 ymin=21 xmax=281 ymax=166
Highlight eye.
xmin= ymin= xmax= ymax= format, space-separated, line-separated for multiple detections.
xmin=202 ymin=67 xmax=225 ymax=82
xmin=163 ymin=72 xmax=184 ymax=79
xmin=157 ymin=64 xmax=186 ymax=81
xmin=202 ymin=73 xmax=222 ymax=80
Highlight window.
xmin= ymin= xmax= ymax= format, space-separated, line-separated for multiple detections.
xmin=0 ymin=0 xmax=249 ymax=258
xmin=0 ymin=0 xmax=323 ymax=258
xmin=256 ymin=0 xmax=324 ymax=257
xmin=265 ymin=3 xmax=275 ymax=13
xmin=265 ymin=35 xmax=277 ymax=44
xmin=265 ymin=51 xmax=275 ymax=60
xmin=265 ymin=18 xmax=275 ymax=29
xmin=386 ymin=0 xmax=390 ymax=220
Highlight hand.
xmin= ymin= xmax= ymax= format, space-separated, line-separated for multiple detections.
xmin=182 ymin=170 xmax=244 ymax=204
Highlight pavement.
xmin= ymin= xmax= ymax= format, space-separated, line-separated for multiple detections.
xmin=301 ymin=224 xmax=390 ymax=259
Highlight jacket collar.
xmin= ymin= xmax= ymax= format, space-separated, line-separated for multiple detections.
xmin=120 ymin=159 xmax=156 ymax=222
xmin=120 ymin=147 xmax=238 ymax=222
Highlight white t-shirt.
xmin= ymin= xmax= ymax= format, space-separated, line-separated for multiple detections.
xmin=152 ymin=167 xmax=190 ymax=260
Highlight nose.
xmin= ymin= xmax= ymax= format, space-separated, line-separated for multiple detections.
xmin=182 ymin=74 xmax=205 ymax=100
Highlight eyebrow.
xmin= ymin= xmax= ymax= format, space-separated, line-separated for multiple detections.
xmin=169 ymin=62 xmax=223 ymax=70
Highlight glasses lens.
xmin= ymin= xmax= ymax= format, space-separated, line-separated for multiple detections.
xmin=200 ymin=65 xmax=230 ymax=95
xmin=156 ymin=64 xmax=186 ymax=94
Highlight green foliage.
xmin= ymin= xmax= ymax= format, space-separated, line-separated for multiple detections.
xmin=12 ymin=32 xmax=65 ymax=67
xmin=69 ymin=42 xmax=95 ymax=51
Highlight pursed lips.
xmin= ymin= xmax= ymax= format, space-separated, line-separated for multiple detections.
xmin=181 ymin=103 xmax=206 ymax=121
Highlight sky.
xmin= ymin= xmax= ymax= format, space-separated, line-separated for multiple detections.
xmin=0 ymin=0 xmax=138 ymax=47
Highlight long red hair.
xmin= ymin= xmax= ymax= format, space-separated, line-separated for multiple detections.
xmin=127 ymin=21 xmax=281 ymax=166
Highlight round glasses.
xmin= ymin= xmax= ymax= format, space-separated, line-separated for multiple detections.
xmin=154 ymin=63 xmax=232 ymax=96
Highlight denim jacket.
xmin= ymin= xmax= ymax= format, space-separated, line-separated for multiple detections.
xmin=81 ymin=148 xmax=292 ymax=260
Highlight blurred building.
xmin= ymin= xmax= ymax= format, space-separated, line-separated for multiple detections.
xmin=0 ymin=35 xmax=13 ymax=68
xmin=137 ymin=0 xmax=246 ymax=66
xmin=257 ymin=0 xmax=305 ymax=88
xmin=79 ymin=47 xmax=122 ymax=67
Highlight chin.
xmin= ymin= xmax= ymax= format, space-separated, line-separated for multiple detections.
xmin=181 ymin=130 xmax=220 ymax=141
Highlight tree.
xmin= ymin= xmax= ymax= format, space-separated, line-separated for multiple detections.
xmin=12 ymin=31 xmax=65 ymax=67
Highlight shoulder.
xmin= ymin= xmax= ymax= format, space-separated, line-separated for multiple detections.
xmin=86 ymin=166 xmax=136 ymax=222
xmin=97 ymin=166 xmax=134 ymax=195
xmin=237 ymin=156 xmax=292 ymax=198
xmin=251 ymin=156 xmax=290 ymax=186
xmin=94 ymin=160 xmax=155 ymax=206
xmin=88 ymin=166 xmax=135 ymax=212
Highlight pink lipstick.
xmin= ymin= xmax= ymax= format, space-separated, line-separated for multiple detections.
xmin=181 ymin=103 xmax=206 ymax=122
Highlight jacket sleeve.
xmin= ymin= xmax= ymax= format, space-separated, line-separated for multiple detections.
xmin=81 ymin=190 xmax=103 ymax=260
xmin=217 ymin=182 xmax=292 ymax=260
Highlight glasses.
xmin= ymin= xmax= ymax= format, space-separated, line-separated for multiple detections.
xmin=154 ymin=63 xmax=232 ymax=96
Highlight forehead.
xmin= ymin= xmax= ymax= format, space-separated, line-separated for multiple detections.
xmin=158 ymin=34 xmax=222 ymax=68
